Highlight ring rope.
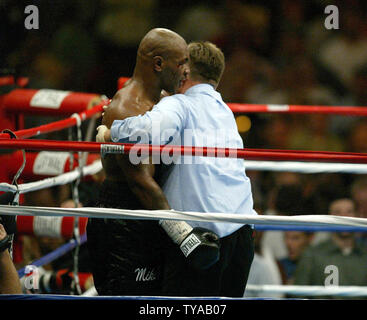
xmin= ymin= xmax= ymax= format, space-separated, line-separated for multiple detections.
xmin=1 ymin=99 xmax=366 ymax=145
xmin=0 ymin=139 xmax=367 ymax=164
xmin=1 ymin=130 xmax=26 ymax=205
xmin=245 ymin=284 xmax=367 ymax=297
xmin=17 ymin=233 xmax=87 ymax=278
xmin=228 ymin=103 xmax=367 ymax=116
xmin=70 ymin=113 xmax=82 ymax=128
xmin=117 ymin=78 xmax=367 ymax=116
xmin=254 ymin=225 xmax=367 ymax=232
xmin=14 ymin=234 xmax=367 ymax=298
xmin=0 ymin=159 xmax=102 ymax=194
xmin=82 ymin=286 xmax=98 ymax=296
xmin=79 ymin=284 xmax=367 ymax=298
xmin=81 ymin=105 xmax=100 ymax=167
xmin=243 ymin=160 xmax=367 ymax=174
xmin=0 ymin=101 xmax=106 ymax=140
xmin=2 ymin=205 xmax=367 ymax=228
xmin=68 ymin=114 xmax=83 ymax=295
xmin=1 ymin=159 xmax=365 ymax=197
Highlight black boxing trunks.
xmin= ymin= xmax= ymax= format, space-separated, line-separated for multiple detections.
xmin=86 ymin=179 xmax=167 ymax=296
xmin=161 ymin=224 xmax=254 ymax=297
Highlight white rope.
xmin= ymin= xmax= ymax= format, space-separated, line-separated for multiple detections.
xmin=82 ymin=286 xmax=98 ymax=296
xmin=70 ymin=113 xmax=82 ymax=128
xmin=0 ymin=159 xmax=364 ymax=198
xmin=70 ymin=114 xmax=84 ymax=296
xmin=246 ymin=284 xmax=367 ymax=297
xmin=1 ymin=205 xmax=367 ymax=228
xmin=244 ymin=160 xmax=367 ymax=174
xmin=0 ymin=160 xmax=102 ymax=194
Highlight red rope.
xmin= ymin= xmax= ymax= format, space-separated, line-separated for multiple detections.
xmin=0 ymin=139 xmax=366 ymax=164
xmin=1 ymin=89 xmax=365 ymax=141
xmin=116 ymin=77 xmax=367 ymax=116
xmin=0 ymin=101 xmax=106 ymax=139
xmin=228 ymin=103 xmax=367 ymax=116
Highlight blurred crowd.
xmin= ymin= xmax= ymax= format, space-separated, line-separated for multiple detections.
xmin=2 ymin=0 xmax=367 ymax=297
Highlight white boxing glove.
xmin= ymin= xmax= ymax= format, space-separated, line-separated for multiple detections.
xmin=96 ymin=125 xmax=109 ymax=143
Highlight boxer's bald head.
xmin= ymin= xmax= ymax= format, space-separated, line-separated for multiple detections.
xmin=137 ymin=28 xmax=187 ymax=61
xmin=134 ymin=28 xmax=189 ymax=94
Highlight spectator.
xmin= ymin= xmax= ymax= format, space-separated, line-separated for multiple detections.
xmin=350 ymin=177 xmax=367 ymax=249
xmin=261 ymin=183 xmax=306 ymax=260
xmin=351 ymin=177 xmax=367 ymax=218
xmin=317 ymin=3 xmax=367 ymax=91
xmin=244 ymin=230 xmax=283 ymax=299
xmin=175 ymin=3 xmax=224 ymax=42
xmin=278 ymin=231 xmax=314 ymax=284
xmin=218 ymin=48 xmax=259 ymax=103
xmin=215 ymin=1 xmax=271 ymax=56
xmin=294 ymin=197 xmax=367 ymax=296
xmin=259 ymin=116 xmax=294 ymax=150
xmin=348 ymin=65 xmax=367 ymax=107
xmin=348 ymin=119 xmax=367 ymax=154
xmin=97 ymin=0 xmax=156 ymax=48
xmin=330 ymin=66 xmax=367 ymax=137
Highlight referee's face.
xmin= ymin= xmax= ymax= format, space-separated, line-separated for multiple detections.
xmin=161 ymin=47 xmax=189 ymax=94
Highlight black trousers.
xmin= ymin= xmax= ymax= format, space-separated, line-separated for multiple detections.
xmin=161 ymin=224 xmax=255 ymax=297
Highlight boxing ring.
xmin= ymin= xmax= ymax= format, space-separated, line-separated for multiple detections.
xmin=1 ymin=78 xmax=367 ymax=301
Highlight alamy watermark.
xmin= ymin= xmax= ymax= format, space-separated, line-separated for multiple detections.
xmin=23 ymin=5 xmax=339 ymax=34
xmin=108 ymin=125 xmax=241 ymax=167
xmin=24 ymin=5 xmax=39 ymax=30
xmin=324 ymin=5 xmax=339 ymax=30
xmin=324 ymin=265 xmax=339 ymax=286
xmin=23 ymin=265 xmax=40 ymax=291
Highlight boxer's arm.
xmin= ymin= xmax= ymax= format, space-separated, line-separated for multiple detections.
xmin=99 ymin=94 xmax=171 ymax=210
xmin=0 ymin=224 xmax=21 ymax=294
xmin=115 ymin=155 xmax=170 ymax=210
xmin=124 ymin=167 xmax=170 ymax=210
xmin=0 ymin=251 xmax=21 ymax=294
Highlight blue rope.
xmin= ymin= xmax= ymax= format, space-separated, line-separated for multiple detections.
xmin=254 ymin=225 xmax=367 ymax=232
xmin=0 ymin=294 xmax=295 ymax=300
xmin=17 ymin=233 xmax=87 ymax=278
